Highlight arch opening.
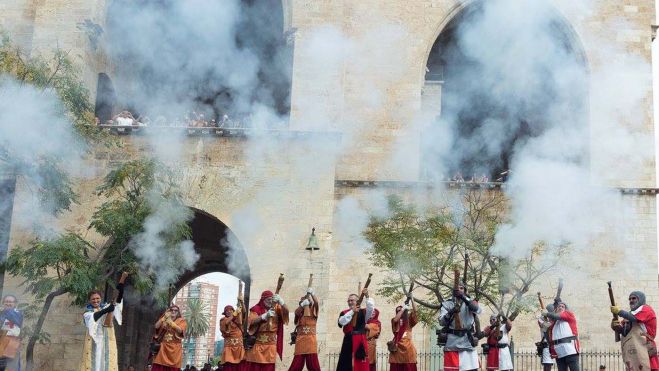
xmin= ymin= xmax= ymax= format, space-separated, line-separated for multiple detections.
xmin=116 ymin=208 xmax=251 ymax=370
xmin=421 ymin=0 xmax=589 ymax=182
xmin=173 ymin=272 xmax=243 ymax=368
xmin=104 ymin=0 xmax=293 ymax=125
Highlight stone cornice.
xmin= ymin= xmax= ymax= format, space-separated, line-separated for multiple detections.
xmin=97 ymin=125 xmax=341 ymax=140
xmin=335 ymin=180 xmax=659 ymax=195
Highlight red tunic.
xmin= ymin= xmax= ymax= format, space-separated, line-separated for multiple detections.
xmin=633 ymin=305 xmax=659 ymax=369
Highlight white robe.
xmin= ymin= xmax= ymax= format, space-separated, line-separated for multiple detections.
xmin=80 ymin=302 xmax=123 ymax=371
xmin=496 ymin=324 xmax=513 ymax=370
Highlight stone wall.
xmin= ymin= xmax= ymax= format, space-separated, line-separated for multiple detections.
xmin=0 ymin=0 xmax=656 ymax=369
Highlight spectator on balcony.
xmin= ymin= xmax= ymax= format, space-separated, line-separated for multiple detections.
xmin=111 ymin=111 xmax=136 ymax=126
xmin=135 ymin=115 xmax=149 ymax=127
xmin=220 ymin=114 xmax=231 ymax=128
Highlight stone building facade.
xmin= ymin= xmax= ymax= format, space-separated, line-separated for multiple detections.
xmin=0 ymin=0 xmax=657 ymax=370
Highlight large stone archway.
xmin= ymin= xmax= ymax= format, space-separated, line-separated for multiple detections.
xmin=116 ymin=208 xmax=250 ymax=369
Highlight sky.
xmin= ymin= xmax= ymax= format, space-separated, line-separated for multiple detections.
xmin=185 ymin=272 xmax=241 ymax=340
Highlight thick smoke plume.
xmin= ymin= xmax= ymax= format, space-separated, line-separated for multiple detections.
xmin=130 ymin=192 xmax=198 ymax=289
xmin=416 ymin=0 xmax=652 ymax=267
xmin=0 ymin=77 xmax=86 ymax=237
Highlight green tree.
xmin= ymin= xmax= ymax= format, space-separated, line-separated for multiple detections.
xmin=0 ymin=33 xmax=193 ymax=371
xmin=5 ymin=234 xmax=99 ymax=367
xmin=366 ymin=189 xmax=565 ymax=324
xmin=0 ymin=32 xmax=105 ymax=217
xmin=183 ymin=297 xmax=211 ymax=364
xmin=5 ymin=159 xmax=192 ymax=371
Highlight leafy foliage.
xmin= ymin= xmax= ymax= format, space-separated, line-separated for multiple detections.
xmin=5 ymin=159 xmax=192 ymax=370
xmin=0 ymin=33 xmax=97 ymax=136
xmin=91 ymin=159 xmax=192 ymax=296
xmin=0 ymin=32 xmax=104 ymax=215
xmin=5 ymin=233 xmax=100 ymax=305
xmin=366 ymin=189 xmax=565 ymax=324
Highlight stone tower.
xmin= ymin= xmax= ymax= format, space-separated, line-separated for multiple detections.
xmin=0 ymin=0 xmax=657 ymax=370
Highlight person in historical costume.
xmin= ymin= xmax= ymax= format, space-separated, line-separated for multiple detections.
xmin=543 ymin=301 xmax=580 ymax=371
xmin=288 ymin=287 xmax=320 ymax=371
xmin=152 ymin=305 xmax=187 ymax=371
xmin=610 ymin=290 xmax=659 ymax=371
xmin=245 ymin=290 xmax=289 ymax=371
xmin=80 ymin=286 xmax=124 ymax=371
xmin=388 ymin=298 xmax=418 ymax=371
xmin=438 ymin=283 xmax=481 ymax=371
xmin=483 ymin=315 xmax=513 ymax=371
xmin=0 ymin=295 xmax=23 ymax=371
xmin=220 ymin=305 xmax=245 ymax=371
xmin=337 ymin=289 xmax=375 ymax=371
xmin=366 ymin=309 xmax=381 ymax=371
xmin=537 ymin=304 xmax=555 ymax=371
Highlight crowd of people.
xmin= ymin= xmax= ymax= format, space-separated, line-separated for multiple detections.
xmin=98 ymin=110 xmax=250 ymax=129
xmin=0 ymin=276 xmax=652 ymax=371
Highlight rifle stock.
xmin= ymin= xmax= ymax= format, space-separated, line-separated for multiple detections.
xmin=351 ymin=273 xmax=372 ymax=326
xmin=453 ymin=268 xmax=463 ymax=330
xmin=554 ymin=278 xmax=564 ymax=305
xmin=537 ymin=292 xmax=545 ymax=311
xmin=268 ymin=274 xmax=285 ymax=327
xmin=275 ymin=273 xmax=285 ymax=294
xmin=104 ymin=272 xmax=128 ymax=328
xmin=607 ymin=281 xmax=621 ymax=342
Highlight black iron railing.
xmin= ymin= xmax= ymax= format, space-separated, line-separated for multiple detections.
xmin=326 ymin=350 xmax=623 ymax=371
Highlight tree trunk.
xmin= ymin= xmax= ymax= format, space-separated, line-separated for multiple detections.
xmin=25 ymin=287 xmax=67 ymax=371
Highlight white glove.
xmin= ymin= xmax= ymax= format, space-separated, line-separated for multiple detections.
xmin=300 ymin=299 xmax=311 ymax=307
xmin=260 ymin=309 xmax=275 ymax=320
xmin=273 ymin=294 xmax=285 ymax=305
xmin=338 ymin=310 xmax=354 ymax=326
xmin=307 ymin=287 xmax=314 ymax=295
xmin=402 ymin=304 xmax=411 ymax=311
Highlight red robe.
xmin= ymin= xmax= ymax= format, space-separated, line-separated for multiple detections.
xmin=337 ymin=309 xmax=369 ymax=371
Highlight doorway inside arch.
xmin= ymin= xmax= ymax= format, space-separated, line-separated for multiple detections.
xmin=116 ymin=209 xmax=251 ymax=370
xmin=421 ymin=0 xmax=589 ymax=182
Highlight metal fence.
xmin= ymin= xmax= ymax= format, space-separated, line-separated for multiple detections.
xmin=326 ymin=350 xmax=623 ymax=371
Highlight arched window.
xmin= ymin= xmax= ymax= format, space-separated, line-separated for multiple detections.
xmin=105 ymin=0 xmax=292 ymax=125
xmin=422 ymin=1 xmax=588 ymax=182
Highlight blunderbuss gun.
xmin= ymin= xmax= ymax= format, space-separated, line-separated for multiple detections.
xmin=607 ymin=281 xmax=621 ymax=342
xmin=104 ymin=272 xmax=128 ymax=328
xmin=554 ymin=278 xmax=564 ymax=307
xmin=268 ymin=273 xmax=285 ymax=328
xmin=351 ymin=273 xmax=373 ymax=327
xmin=453 ymin=267 xmax=463 ymax=330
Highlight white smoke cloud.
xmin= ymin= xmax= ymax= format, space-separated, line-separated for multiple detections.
xmin=0 ymin=77 xmax=87 ymax=237
xmin=130 ymin=192 xmax=198 ymax=288
xmin=411 ymin=0 xmax=652 ymax=269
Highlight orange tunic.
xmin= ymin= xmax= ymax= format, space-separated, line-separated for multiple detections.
xmin=246 ymin=304 xmax=289 ymax=364
xmin=221 ymin=316 xmax=245 ymax=364
xmin=294 ymin=304 xmax=319 ymax=355
xmin=366 ymin=322 xmax=381 ymax=364
xmin=153 ymin=317 xmax=187 ymax=368
xmin=388 ymin=313 xmax=417 ymax=364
